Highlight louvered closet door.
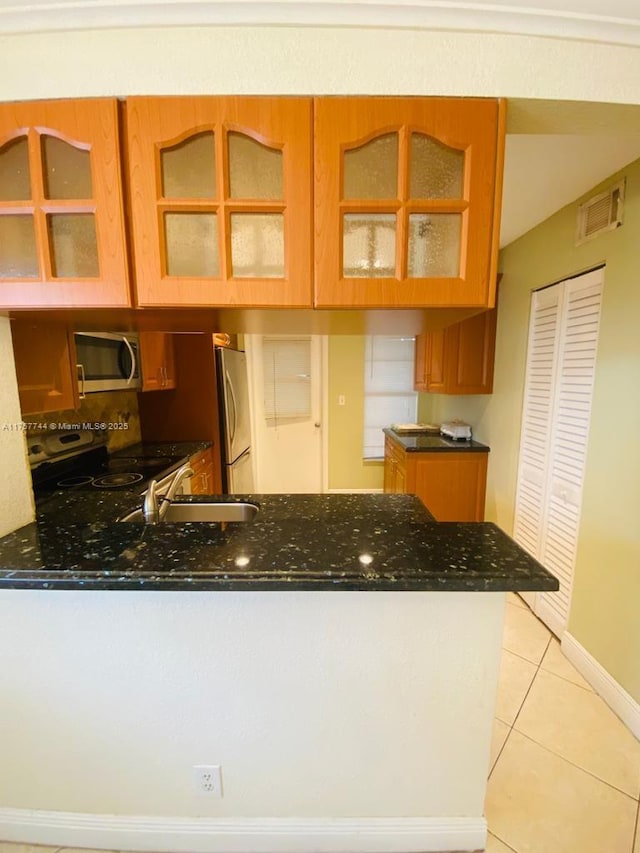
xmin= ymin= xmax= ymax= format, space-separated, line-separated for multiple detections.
xmin=513 ymin=268 xmax=603 ymax=632
xmin=513 ymin=284 xmax=562 ymax=606
xmin=536 ymin=270 xmax=603 ymax=635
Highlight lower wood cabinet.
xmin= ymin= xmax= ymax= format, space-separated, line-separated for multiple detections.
xmin=384 ymin=436 xmax=488 ymax=521
xmin=189 ymin=448 xmax=215 ymax=495
xmin=383 ymin=436 xmax=407 ymax=494
xmin=11 ymin=319 xmax=79 ymax=416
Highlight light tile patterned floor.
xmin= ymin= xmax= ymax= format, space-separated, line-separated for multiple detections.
xmin=1 ymin=593 xmax=639 ymax=853
xmin=487 ymin=593 xmax=640 ymax=853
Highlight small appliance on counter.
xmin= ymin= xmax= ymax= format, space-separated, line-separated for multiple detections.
xmin=391 ymin=423 xmax=441 ymax=434
xmin=440 ymin=420 xmax=473 ymax=441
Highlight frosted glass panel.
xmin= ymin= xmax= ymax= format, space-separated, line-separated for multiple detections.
xmin=343 ymin=134 xmax=398 ymax=200
xmin=49 ymin=214 xmax=99 ymax=277
xmin=0 ymin=137 xmax=31 ymax=200
xmin=410 ymin=134 xmax=464 ymax=199
xmin=408 ymin=213 xmax=461 ymax=278
xmin=231 ymin=213 xmax=284 ymax=278
xmin=343 ymin=213 xmax=396 ymax=278
xmin=43 ymin=135 xmax=93 ymax=200
xmin=161 ymin=132 xmax=216 ymax=199
xmin=229 ymin=133 xmax=283 ymax=200
xmin=164 ymin=212 xmax=219 ymax=276
xmin=0 ymin=215 xmax=38 ymax=277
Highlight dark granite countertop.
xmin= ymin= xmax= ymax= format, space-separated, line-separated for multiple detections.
xmin=110 ymin=440 xmax=212 ymax=461
xmin=0 ymin=483 xmax=558 ymax=592
xmin=384 ymin=428 xmax=490 ymax=453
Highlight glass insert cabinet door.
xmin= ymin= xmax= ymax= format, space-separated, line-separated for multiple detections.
xmin=126 ymin=97 xmax=313 ymax=307
xmin=314 ymin=97 xmax=505 ymax=309
xmin=0 ymin=99 xmax=130 ymax=309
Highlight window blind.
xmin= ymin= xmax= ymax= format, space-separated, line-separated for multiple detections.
xmin=262 ymin=336 xmax=312 ymax=421
xmin=363 ymin=336 xmax=417 ymax=459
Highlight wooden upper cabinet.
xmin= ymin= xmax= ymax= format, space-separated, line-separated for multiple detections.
xmin=11 ymin=318 xmax=79 ymax=415
xmin=140 ymin=332 xmax=176 ymax=392
xmin=0 ymin=99 xmax=130 ymax=309
xmin=125 ymin=97 xmax=313 ymax=308
xmin=314 ymin=97 xmax=505 ymax=309
xmin=414 ymin=305 xmax=497 ymax=395
xmin=446 ymin=307 xmax=497 ymax=394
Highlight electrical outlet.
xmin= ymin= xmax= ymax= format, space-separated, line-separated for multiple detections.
xmin=193 ymin=764 xmax=223 ymax=797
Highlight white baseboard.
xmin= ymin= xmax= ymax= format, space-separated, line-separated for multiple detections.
xmin=0 ymin=809 xmax=486 ymax=853
xmin=562 ymin=632 xmax=640 ymax=739
xmin=326 ymin=488 xmax=384 ymax=493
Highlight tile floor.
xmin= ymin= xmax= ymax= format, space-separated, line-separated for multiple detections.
xmin=1 ymin=593 xmax=638 ymax=853
xmin=486 ymin=592 xmax=640 ymax=853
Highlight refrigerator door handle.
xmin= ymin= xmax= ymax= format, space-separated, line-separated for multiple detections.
xmin=225 ymin=369 xmax=238 ymax=444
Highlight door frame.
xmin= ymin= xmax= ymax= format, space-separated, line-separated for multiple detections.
xmin=244 ymin=334 xmax=328 ymax=493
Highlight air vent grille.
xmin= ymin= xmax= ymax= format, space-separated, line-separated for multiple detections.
xmin=576 ymin=180 xmax=625 ymax=244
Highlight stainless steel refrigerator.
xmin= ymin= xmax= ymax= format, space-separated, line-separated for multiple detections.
xmin=216 ymin=347 xmax=254 ymax=494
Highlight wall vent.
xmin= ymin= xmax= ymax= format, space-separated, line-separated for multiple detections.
xmin=576 ymin=179 xmax=625 ymax=245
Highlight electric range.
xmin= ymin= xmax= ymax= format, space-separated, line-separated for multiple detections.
xmin=28 ymin=430 xmax=185 ymax=504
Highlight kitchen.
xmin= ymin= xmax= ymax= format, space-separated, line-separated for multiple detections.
xmin=1 ymin=8 xmax=640 ymax=853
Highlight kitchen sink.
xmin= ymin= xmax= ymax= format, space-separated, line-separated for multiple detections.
xmin=119 ymin=501 xmax=259 ymax=524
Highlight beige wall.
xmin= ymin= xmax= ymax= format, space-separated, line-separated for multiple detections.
xmin=426 ymin=159 xmax=640 ymax=702
xmin=327 ymin=336 xmax=384 ymax=491
xmin=0 ymin=589 xmax=503 ymax=836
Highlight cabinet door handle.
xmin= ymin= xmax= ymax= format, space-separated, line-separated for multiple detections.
xmin=77 ymin=363 xmax=86 ymax=399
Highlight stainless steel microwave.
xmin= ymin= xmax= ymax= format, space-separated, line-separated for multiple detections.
xmin=75 ymin=332 xmax=142 ymax=395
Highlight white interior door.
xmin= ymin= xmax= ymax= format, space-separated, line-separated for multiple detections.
xmin=245 ymin=334 xmax=325 ymax=493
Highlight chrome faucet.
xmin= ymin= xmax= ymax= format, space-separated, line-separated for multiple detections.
xmin=142 ymin=478 xmax=160 ymax=524
xmin=142 ymin=464 xmax=194 ymax=524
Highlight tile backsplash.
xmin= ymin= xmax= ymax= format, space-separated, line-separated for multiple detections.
xmin=27 ymin=390 xmax=141 ymax=452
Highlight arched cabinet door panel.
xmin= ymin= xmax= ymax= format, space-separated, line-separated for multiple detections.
xmin=126 ymin=97 xmax=312 ymax=308
xmin=0 ymin=99 xmax=130 ymax=308
xmin=314 ymin=97 xmax=505 ymax=309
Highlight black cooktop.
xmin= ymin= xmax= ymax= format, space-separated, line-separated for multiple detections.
xmin=31 ymin=445 xmax=183 ymax=503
